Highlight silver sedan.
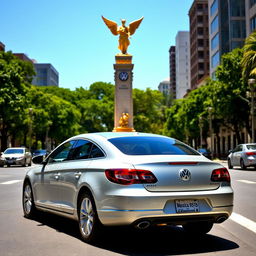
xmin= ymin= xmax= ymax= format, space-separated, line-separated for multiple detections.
xmin=22 ymin=132 xmax=233 ymax=243
xmin=228 ymin=143 xmax=256 ymax=169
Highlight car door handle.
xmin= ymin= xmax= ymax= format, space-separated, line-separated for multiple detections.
xmin=54 ymin=173 xmax=61 ymax=180
xmin=74 ymin=172 xmax=82 ymax=179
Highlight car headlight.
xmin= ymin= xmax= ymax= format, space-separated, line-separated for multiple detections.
xmin=0 ymin=157 xmax=5 ymax=160
xmin=16 ymin=157 xmax=24 ymax=160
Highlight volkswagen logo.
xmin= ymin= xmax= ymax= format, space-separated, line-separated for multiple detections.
xmin=119 ymin=71 xmax=129 ymax=81
xmin=179 ymin=169 xmax=191 ymax=181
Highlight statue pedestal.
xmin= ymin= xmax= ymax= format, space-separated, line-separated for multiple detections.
xmin=113 ymin=54 xmax=135 ymax=132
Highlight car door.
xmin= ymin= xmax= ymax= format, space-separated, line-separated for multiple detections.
xmin=34 ymin=140 xmax=76 ymax=211
xmin=57 ymin=139 xmax=95 ymax=214
xmin=233 ymin=145 xmax=242 ymax=166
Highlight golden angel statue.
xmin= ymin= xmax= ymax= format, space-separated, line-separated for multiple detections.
xmin=102 ymin=16 xmax=143 ymax=54
xmin=119 ymin=113 xmax=129 ymax=127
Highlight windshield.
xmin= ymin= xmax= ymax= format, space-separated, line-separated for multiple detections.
xmin=246 ymin=144 xmax=256 ymax=150
xmin=4 ymin=148 xmax=24 ymax=154
xmin=108 ymin=136 xmax=200 ymax=155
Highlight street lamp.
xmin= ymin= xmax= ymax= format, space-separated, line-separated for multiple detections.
xmin=248 ymin=79 xmax=255 ymax=143
xmin=199 ymin=116 xmax=203 ymax=148
xmin=28 ymin=108 xmax=33 ymax=152
xmin=208 ymin=107 xmax=213 ymax=156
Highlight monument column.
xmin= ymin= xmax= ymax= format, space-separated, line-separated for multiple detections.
xmin=113 ymin=54 xmax=135 ymax=132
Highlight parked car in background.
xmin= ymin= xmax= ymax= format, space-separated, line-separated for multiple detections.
xmin=227 ymin=143 xmax=256 ymax=169
xmin=23 ymin=132 xmax=233 ymax=243
xmin=0 ymin=147 xmax=32 ymax=167
xmin=197 ymin=148 xmax=212 ymax=159
xmin=32 ymin=149 xmax=47 ymax=157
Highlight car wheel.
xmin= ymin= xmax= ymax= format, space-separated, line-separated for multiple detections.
xmin=0 ymin=165 xmax=3 ymax=167
xmin=22 ymin=160 xmax=26 ymax=167
xmin=78 ymin=192 xmax=102 ymax=243
xmin=240 ymin=159 xmax=247 ymax=170
xmin=228 ymin=159 xmax=233 ymax=169
xmin=183 ymin=221 xmax=213 ymax=235
xmin=22 ymin=181 xmax=37 ymax=218
xmin=28 ymin=160 xmax=32 ymax=166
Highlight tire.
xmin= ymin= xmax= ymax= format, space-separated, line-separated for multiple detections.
xmin=240 ymin=159 xmax=247 ymax=170
xmin=183 ymin=221 xmax=213 ymax=235
xmin=78 ymin=192 xmax=102 ymax=243
xmin=22 ymin=160 xmax=26 ymax=167
xmin=28 ymin=160 xmax=32 ymax=166
xmin=228 ymin=159 xmax=233 ymax=169
xmin=22 ymin=181 xmax=37 ymax=218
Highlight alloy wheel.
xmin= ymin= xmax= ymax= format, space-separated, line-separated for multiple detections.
xmin=80 ymin=197 xmax=94 ymax=237
xmin=23 ymin=184 xmax=32 ymax=214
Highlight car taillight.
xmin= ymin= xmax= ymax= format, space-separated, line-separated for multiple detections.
xmin=246 ymin=152 xmax=256 ymax=156
xmin=211 ymin=168 xmax=230 ymax=182
xmin=105 ymin=169 xmax=158 ymax=185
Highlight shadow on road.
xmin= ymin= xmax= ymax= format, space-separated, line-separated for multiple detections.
xmin=30 ymin=211 xmax=239 ymax=255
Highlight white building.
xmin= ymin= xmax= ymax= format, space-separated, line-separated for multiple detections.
xmin=158 ymin=79 xmax=170 ymax=95
xmin=245 ymin=0 xmax=256 ymax=36
xmin=175 ymin=31 xmax=191 ymax=99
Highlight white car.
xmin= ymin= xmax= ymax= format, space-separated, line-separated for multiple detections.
xmin=0 ymin=147 xmax=32 ymax=167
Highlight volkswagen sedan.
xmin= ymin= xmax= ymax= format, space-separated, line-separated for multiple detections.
xmin=22 ymin=132 xmax=233 ymax=243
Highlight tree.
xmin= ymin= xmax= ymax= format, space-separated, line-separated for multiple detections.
xmin=0 ymin=51 xmax=35 ymax=151
xmin=241 ymin=31 xmax=256 ymax=80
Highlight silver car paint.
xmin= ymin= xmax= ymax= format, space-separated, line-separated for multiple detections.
xmin=25 ymin=132 xmax=233 ymax=226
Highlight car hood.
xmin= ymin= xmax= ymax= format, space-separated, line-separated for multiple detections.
xmin=2 ymin=154 xmax=25 ymax=158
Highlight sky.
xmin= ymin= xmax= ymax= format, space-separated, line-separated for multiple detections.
xmin=1 ymin=0 xmax=193 ymax=91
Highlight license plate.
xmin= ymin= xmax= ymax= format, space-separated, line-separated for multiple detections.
xmin=7 ymin=160 xmax=14 ymax=164
xmin=175 ymin=199 xmax=200 ymax=213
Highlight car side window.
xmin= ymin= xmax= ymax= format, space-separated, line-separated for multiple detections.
xmin=48 ymin=141 xmax=76 ymax=164
xmin=71 ymin=140 xmax=93 ymax=160
xmin=89 ymin=144 xmax=105 ymax=159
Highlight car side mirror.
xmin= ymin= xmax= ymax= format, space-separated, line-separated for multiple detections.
xmin=32 ymin=155 xmax=45 ymax=165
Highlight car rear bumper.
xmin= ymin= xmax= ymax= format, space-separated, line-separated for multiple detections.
xmin=97 ymin=187 xmax=233 ymax=226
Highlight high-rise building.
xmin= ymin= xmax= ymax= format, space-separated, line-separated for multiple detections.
xmin=209 ymin=0 xmax=246 ymax=78
xmin=245 ymin=0 xmax=256 ymax=36
xmin=189 ymin=0 xmax=209 ymax=90
xmin=175 ymin=31 xmax=191 ymax=99
xmin=32 ymin=63 xmax=59 ymax=87
xmin=158 ymin=79 xmax=170 ymax=95
xmin=169 ymin=46 xmax=176 ymax=99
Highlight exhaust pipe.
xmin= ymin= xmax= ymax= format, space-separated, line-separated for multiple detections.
xmin=216 ymin=216 xmax=227 ymax=223
xmin=135 ymin=221 xmax=151 ymax=229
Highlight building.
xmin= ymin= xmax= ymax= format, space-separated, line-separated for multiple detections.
xmin=13 ymin=53 xmax=33 ymax=63
xmin=189 ymin=0 xmax=209 ymax=90
xmin=32 ymin=63 xmax=59 ymax=87
xmin=245 ymin=0 xmax=256 ymax=36
xmin=158 ymin=79 xmax=170 ymax=95
xmin=209 ymin=0 xmax=246 ymax=78
xmin=175 ymin=31 xmax=191 ymax=99
xmin=169 ymin=46 xmax=176 ymax=99
xmin=0 ymin=42 xmax=5 ymax=51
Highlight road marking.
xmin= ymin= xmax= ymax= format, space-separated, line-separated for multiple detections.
xmin=237 ymin=179 xmax=256 ymax=184
xmin=230 ymin=213 xmax=256 ymax=233
xmin=0 ymin=180 xmax=22 ymax=185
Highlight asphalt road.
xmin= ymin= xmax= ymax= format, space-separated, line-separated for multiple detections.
xmin=0 ymin=163 xmax=255 ymax=256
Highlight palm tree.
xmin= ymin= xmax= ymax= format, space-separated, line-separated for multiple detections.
xmin=242 ymin=31 xmax=256 ymax=80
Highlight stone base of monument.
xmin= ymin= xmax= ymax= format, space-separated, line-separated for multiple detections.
xmin=113 ymin=54 xmax=135 ymax=132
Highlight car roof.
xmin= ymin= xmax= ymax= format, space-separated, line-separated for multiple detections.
xmin=70 ymin=132 xmax=170 ymax=140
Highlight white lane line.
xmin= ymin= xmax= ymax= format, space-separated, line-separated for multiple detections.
xmin=237 ymin=180 xmax=256 ymax=184
xmin=0 ymin=180 xmax=22 ymax=185
xmin=230 ymin=212 xmax=256 ymax=234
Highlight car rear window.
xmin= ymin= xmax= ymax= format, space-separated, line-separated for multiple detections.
xmin=108 ymin=136 xmax=200 ymax=155
xmin=246 ymin=144 xmax=256 ymax=150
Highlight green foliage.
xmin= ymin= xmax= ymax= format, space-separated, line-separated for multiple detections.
xmin=242 ymin=31 xmax=256 ymax=80
xmin=0 ymin=51 xmax=35 ymax=150
xmin=133 ymin=88 xmax=166 ymax=133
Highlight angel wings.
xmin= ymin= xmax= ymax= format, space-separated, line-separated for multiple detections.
xmin=102 ymin=16 xmax=143 ymax=54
